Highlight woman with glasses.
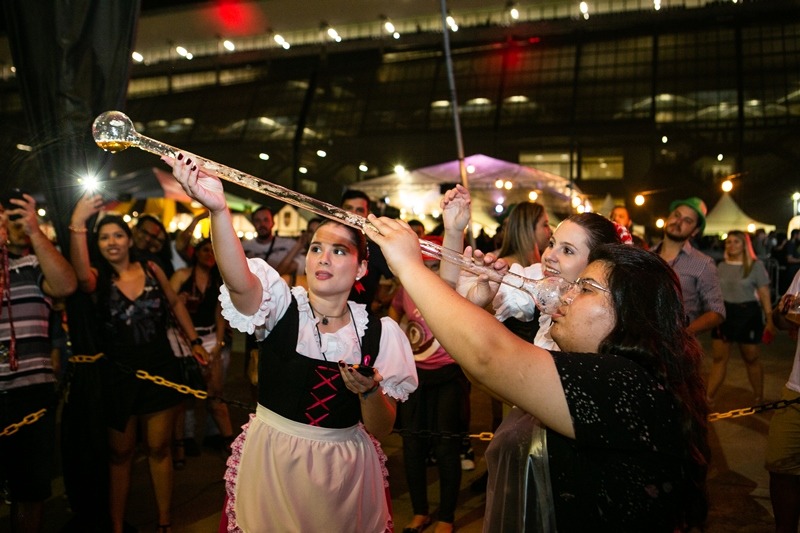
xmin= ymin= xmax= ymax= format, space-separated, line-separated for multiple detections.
xmin=442 ymin=188 xmax=628 ymax=531
xmin=371 ymin=215 xmax=709 ymax=531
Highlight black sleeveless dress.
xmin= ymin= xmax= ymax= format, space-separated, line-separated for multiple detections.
xmin=100 ymin=264 xmax=183 ymax=431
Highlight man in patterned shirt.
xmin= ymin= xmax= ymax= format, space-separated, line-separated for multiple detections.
xmin=652 ymin=197 xmax=725 ymax=334
xmin=1 ymin=190 xmax=76 ymax=532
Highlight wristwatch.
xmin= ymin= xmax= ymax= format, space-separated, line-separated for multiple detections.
xmin=190 ymin=337 xmax=203 ymax=347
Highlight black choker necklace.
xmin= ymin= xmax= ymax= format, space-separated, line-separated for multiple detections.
xmin=310 ymin=304 xmax=349 ymax=325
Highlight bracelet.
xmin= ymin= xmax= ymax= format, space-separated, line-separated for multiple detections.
xmin=216 ymin=340 xmax=226 ymax=347
xmin=360 ymin=381 xmax=380 ymax=400
xmin=68 ymin=225 xmax=88 ymax=233
xmin=190 ymin=337 xmax=204 ymax=347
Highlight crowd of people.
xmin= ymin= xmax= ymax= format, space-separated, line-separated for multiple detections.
xmin=1 ymin=171 xmax=800 ymax=532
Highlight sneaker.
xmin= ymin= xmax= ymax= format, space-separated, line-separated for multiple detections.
xmin=460 ymin=448 xmax=475 ymax=471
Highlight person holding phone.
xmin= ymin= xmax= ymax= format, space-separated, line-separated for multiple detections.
xmin=69 ymin=194 xmax=208 ymax=533
xmin=166 ymin=153 xmax=417 ymax=532
xmin=1 ymin=190 xmax=77 ymax=532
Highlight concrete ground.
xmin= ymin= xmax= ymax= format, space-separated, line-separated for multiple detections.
xmin=1 ymin=328 xmax=796 ymax=532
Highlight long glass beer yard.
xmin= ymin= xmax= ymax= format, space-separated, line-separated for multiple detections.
xmin=92 ymin=111 xmax=569 ymax=313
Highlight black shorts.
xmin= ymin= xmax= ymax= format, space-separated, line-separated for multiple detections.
xmin=0 ymin=383 xmax=57 ymax=502
xmin=712 ymin=301 xmax=765 ymax=344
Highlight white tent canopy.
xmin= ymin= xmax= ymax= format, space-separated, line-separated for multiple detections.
xmin=789 ymin=215 xmax=800 ymax=235
xmin=704 ymin=193 xmax=776 ymax=235
xmin=355 ymin=154 xmax=585 ymax=232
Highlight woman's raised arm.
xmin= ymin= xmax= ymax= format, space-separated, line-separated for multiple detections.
xmin=164 ymin=153 xmax=263 ymax=316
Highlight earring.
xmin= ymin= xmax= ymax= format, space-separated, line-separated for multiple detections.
xmin=355 ymin=276 xmax=361 ymax=281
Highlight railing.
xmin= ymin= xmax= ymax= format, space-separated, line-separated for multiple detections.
xmin=130 ymin=0 xmax=726 ymax=67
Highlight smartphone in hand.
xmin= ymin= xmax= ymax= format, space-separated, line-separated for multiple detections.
xmin=1 ymin=188 xmax=27 ymax=221
xmin=352 ymin=364 xmax=375 ymax=377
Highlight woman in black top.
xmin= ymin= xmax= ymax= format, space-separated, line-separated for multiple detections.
xmin=70 ymin=196 xmax=208 ymax=533
xmin=369 ymin=218 xmax=710 ymax=532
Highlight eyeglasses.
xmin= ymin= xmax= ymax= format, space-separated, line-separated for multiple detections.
xmin=561 ymin=277 xmax=610 ymax=305
xmin=137 ymin=226 xmax=166 ymax=244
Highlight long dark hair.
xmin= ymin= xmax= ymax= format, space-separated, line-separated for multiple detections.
xmin=91 ymin=215 xmax=138 ymax=309
xmin=190 ymin=237 xmax=222 ymax=288
xmin=590 ymin=244 xmax=709 ymax=529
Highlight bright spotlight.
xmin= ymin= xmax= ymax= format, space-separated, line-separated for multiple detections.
xmin=81 ymin=175 xmax=100 ymax=193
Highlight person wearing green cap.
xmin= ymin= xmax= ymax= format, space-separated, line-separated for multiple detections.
xmin=653 ymin=197 xmax=726 ymax=336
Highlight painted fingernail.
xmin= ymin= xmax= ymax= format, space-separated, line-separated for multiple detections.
xmin=347 ymin=367 xmax=354 ymax=373
xmin=338 ymin=361 xmax=345 ymax=367
xmin=191 ymin=165 xmax=197 ymax=171
xmin=177 ymin=153 xmax=183 ymax=160
xmin=186 ymin=158 xmax=192 ymax=165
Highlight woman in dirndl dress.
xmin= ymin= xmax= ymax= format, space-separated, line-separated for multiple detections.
xmin=167 ymin=152 xmax=417 ymax=533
